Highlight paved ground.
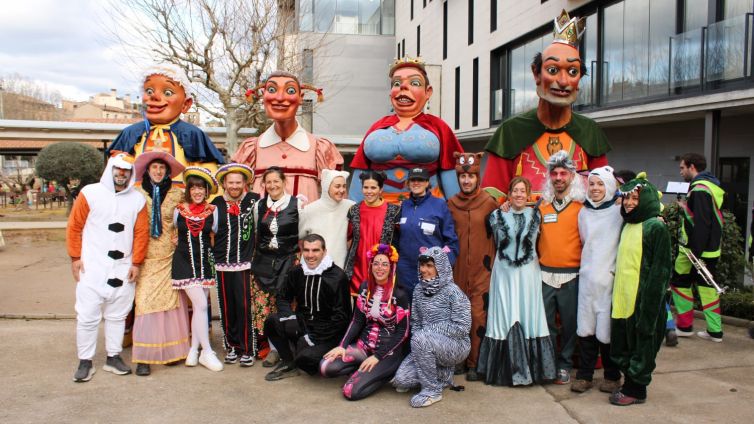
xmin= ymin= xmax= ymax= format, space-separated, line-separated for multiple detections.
xmin=1 ymin=231 xmax=753 ymax=423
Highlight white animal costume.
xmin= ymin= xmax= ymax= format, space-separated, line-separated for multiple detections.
xmin=298 ymin=169 xmax=355 ymax=268
xmin=576 ymin=166 xmax=621 ymax=343
xmin=67 ymin=153 xmax=149 ymax=360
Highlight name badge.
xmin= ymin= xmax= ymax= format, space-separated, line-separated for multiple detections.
xmin=420 ymin=222 xmax=436 ymax=235
xmin=543 ymin=213 xmax=558 ymax=223
xmin=399 ymin=217 xmax=407 ymax=225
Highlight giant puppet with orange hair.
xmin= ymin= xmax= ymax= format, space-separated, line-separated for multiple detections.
xmin=482 ymin=10 xmax=611 ymax=200
xmin=232 ymin=71 xmax=343 ymax=204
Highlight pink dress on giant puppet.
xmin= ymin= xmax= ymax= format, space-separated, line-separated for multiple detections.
xmin=231 ymin=122 xmax=343 ymax=203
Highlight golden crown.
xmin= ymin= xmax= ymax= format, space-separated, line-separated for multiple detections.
xmin=389 ymin=56 xmax=427 ymax=77
xmin=552 ymin=9 xmax=586 ymax=48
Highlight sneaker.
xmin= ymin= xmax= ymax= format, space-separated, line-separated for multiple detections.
xmin=410 ymin=392 xmax=442 ymax=408
xmin=609 ymin=391 xmax=646 ymax=406
xmin=224 ymin=348 xmax=239 ymax=364
xmin=262 ymin=350 xmax=280 ymax=368
xmin=570 ymin=379 xmax=593 ymax=393
xmin=553 ymin=368 xmax=571 ymax=385
xmin=676 ymin=328 xmax=694 ymax=337
xmin=185 ymin=347 xmax=199 ymax=367
xmin=199 ymin=351 xmax=224 ymax=372
xmin=103 ymin=355 xmax=132 ymax=375
xmin=239 ymin=354 xmax=255 ymax=367
xmin=599 ymin=379 xmax=622 ymax=394
xmin=73 ymin=360 xmax=95 ymax=382
xmin=466 ymin=369 xmax=481 ymax=382
xmin=665 ymin=330 xmax=679 ymax=347
xmin=696 ymin=331 xmax=722 ymax=343
xmin=265 ymin=362 xmax=300 ymax=381
xmin=135 ymin=364 xmax=151 ymax=376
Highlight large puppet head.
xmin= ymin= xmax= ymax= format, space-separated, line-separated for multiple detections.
xmin=389 ymin=57 xmax=433 ymax=119
xmin=531 ymin=10 xmax=586 ymax=108
xmin=245 ymin=71 xmax=323 ymax=123
xmin=142 ymin=64 xmax=194 ymax=125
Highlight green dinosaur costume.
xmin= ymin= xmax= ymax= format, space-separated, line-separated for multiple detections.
xmin=610 ymin=174 xmax=672 ymax=401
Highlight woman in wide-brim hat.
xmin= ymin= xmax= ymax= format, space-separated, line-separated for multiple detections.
xmin=132 ymin=151 xmax=190 ymax=376
xmin=171 ymin=166 xmax=223 ymax=372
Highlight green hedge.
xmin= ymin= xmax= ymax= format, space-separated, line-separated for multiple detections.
xmin=720 ymin=291 xmax=754 ymax=321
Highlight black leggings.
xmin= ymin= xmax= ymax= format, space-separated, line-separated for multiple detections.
xmin=320 ymin=344 xmax=404 ymax=400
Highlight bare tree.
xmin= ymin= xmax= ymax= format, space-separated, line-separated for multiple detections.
xmin=102 ymin=0 xmax=325 ymax=156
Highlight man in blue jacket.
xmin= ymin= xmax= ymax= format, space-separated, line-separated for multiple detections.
xmin=397 ymin=168 xmax=459 ymax=294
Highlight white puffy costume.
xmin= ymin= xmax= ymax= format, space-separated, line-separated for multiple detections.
xmin=298 ymin=169 xmax=355 ymax=268
xmin=576 ymin=166 xmax=621 ymax=343
xmin=67 ymin=153 xmax=149 ymax=360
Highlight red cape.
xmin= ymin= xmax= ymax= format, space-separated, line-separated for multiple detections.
xmin=350 ymin=113 xmax=463 ymax=170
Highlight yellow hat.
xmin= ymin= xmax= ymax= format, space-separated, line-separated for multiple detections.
xmin=183 ymin=166 xmax=219 ymax=194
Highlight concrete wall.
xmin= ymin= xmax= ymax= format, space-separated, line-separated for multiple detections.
xmin=304 ymin=33 xmax=396 ymax=139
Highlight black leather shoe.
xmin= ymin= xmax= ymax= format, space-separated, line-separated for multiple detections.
xmin=136 ymin=363 xmax=151 ymax=376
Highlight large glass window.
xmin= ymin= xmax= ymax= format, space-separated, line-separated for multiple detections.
xmin=724 ymin=0 xmax=753 ymax=18
xmin=603 ymin=0 xmax=676 ymax=103
xmin=303 ymin=0 xmax=394 ymax=35
xmin=576 ymin=13 xmax=597 ymax=108
xmin=684 ymin=0 xmax=708 ymax=31
xmin=509 ymin=34 xmax=548 ymax=115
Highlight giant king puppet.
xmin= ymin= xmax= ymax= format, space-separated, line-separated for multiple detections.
xmin=350 ymin=58 xmax=463 ymax=203
xmin=482 ymin=10 xmax=611 ymax=197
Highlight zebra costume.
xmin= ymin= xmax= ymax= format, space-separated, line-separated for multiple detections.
xmin=393 ymin=246 xmax=471 ymax=407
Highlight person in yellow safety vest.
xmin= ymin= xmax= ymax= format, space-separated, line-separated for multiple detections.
xmin=671 ymin=153 xmax=725 ymax=343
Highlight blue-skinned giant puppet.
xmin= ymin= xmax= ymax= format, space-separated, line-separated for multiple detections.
xmin=349 ymin=58 xmax=463 ymax=203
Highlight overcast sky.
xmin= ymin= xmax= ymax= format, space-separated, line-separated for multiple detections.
xmin=0 ymin=0 xmax=142 ymax=101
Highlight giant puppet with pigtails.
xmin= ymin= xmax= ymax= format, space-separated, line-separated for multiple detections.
xmin=106 ymin=64 xmax=226 ymax=183
xmin=482 ymin=10 xmax=611 ymax=200
xmin=349 ymin=57 xmax=464 ymax=203
xmin=232 ymin=71 xmax=343 ymax=204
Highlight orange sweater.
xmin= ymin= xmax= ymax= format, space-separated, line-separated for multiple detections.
xmin=537 ymin=200 xmax=583 ymax=270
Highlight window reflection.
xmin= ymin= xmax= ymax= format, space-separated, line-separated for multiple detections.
xmin=300 ymin=0 xmax=394 ymax=35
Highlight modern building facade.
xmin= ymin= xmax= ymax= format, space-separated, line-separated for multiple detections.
xmin=292 ymin=0 xmax=397 ymax=155
xmin=396 ymin=0 xmax=754 ymax=248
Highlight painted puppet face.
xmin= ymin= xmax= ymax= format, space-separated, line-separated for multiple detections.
xmin=263 ymin=76 xmax=302 ymax=122
xmin=390 ymin=67 xmax=432 ymax=119
xmin=534 ymin=43 xmax=582 ymax=107
xmin=419 ymin=259 xmax=438 ymax=280
xmin=263 ymin=172 xmax=285 ymax=200
xmin=371 ymin=253 xmax=391 ymax=284
xmin=361 ymin=178 xmax=383 ymax=205
xmin=588 ymin=175 xmax=607 ymax=203
xmin=148 ymin=161 xmax=167 ymax=184
xmin=189 ymin=184 xmax=207 ymax=204
xmin=510 ymin=181 xmax=529 ymax=210
xmin=143 ymin=75 xmax=193 ymax=125
xmin=302 ymin=239 xmax=326 ymax=269
xmin=223 ymin=172 xmax=246 ymax=200
xmin=328 ymin=176 xmax=347 ymax=202
xmin=623 ymin=191 xmax=640 ymax=214
xmin=458 ymin=172 xmax=479 ymax=195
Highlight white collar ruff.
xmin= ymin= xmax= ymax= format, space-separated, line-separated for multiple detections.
xmin=302 ymin=255 xmax=334 ymax=276
xmin=258 ymin=121 xmax=310 ymax=152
